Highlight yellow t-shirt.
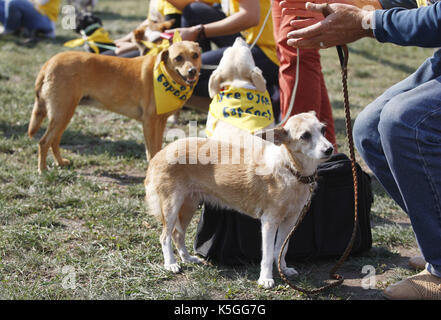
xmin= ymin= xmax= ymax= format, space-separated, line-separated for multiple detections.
xmin=36 ymin=0 xmax=61 ymax=22
xmin=228 ymin=0 xmax=279 ymax=66
xmin=157 ymin=0 xmax=182 ymax=16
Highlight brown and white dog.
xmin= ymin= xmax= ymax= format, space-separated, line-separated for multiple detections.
xmin=144 ymin=111 xmax=334 ymax=288
xmin=28 ymin=40 xmax=201 ymax=172
xmin=131 ymin=19 xmax=175 ymax=56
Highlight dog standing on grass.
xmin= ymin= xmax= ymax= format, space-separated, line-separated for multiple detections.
xmin=145 ymin=112 xmax=334 ymax=289
xmin=28 ymin=40 xmax=201 ymax=172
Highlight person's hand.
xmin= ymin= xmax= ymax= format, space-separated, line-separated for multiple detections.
xmin=280 ymin=0 xmax=325 ymax=30
xmin=286 ymin=2 xmax=374 ymax=49
xmin=114 ymin=42 xmax=136 ymax=55
xmin=166 ymin=27 xmax=199 ymax=41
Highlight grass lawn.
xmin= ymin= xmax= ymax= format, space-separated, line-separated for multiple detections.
xmin=0 ymin=0 xmax=432 ymax=300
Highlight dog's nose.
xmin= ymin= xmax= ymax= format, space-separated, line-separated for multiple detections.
xmin=324 ymin=147 xmax=333 ymax=156
xmin=188 ymin=67 xmax=197 ymax=77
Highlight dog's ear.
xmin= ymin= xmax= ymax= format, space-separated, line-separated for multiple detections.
xmin=155 ymin=48 xmax=169 ymax=69
xmin=160 ymin=48 xmax=169 ymax=63
xmin=208 ymin=69 xmax=222 ymax=98
xmin=159 ymin=19 xmax=175 ymax=31
xmin=250 ymin=66 xmax=267 ymax=92
xmin=256 ymin=127 xmax=289 ymax=146
xmin=133 ymin=28 xmax=145 ymax=42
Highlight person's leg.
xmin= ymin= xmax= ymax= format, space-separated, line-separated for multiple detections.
xmin=0 ymin=1 xmax=5 ymax=28
xmin=354 ymin=51 xmax=441 ymax=211
xmin=272 ymin=0 xmax=336 ymax=146
xmin=181 ymin=2 xmax=239 ymax=52
xmin=354 ymin=51 xmax=441 ymax=278
xmin=250 ymin=45 xmax=280 ymax=122
xmin=165 ymin=13 xmax=181 ymax=29
xmin=377 ymin=79 xmax=441 ymax=278
xmin=192 ymin=47 xmax=227 ymax=97
xmin=4 ymin=0 xmax=53 ymax=33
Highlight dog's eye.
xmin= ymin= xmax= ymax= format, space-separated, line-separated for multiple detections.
xmin=192 ymin=53 xmax=199 ymax=60
xmin=321 ymin=126 xmax=326 ymax=135
xmin=300 ymin=131 xmax=311 ymax=140
xmin=174 ymin=55 xmax=183 ymax=62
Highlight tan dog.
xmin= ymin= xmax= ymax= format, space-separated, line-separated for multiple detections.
xmin=28 ymin=40 xmax=201 ymax=172
xmin=145 ymin=112 xmax=334 ymax=288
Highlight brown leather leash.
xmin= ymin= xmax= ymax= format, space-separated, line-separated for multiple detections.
xmin=277 ymin=44 xmax=360 ymax=295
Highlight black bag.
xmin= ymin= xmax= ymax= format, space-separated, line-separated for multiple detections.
xmin=194 ymin=153 xmax=373 ymax=265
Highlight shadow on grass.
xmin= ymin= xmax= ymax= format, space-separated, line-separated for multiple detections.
xmin=0 ymin=120 xmax=145 ymax=159
xmin=90 ymin=170 xmax=145 ymax=185
xmin=196 ymin=245 xmax=414 ymax=299
xmin=61 ymin=131 xmax=146 ymax=159
xmin=348 ymin=47 xmax=417 ymax=75
xmin=0 ymin=121 xmax=28 ymax=139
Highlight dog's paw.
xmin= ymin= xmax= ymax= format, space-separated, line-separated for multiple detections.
xmin=59 ymin=159 xmax=71 ymax=166
xmin=258 ymin=278 xmax=275 ymax=289
xmin=183 ymin=255 xmax=203 ymax=264
xmin=164 ymin=263 xmax=181 ymax=273
xmin=282 ymin=267 xmax=299 ymax=277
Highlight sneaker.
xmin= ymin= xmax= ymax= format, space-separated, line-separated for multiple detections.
xmin=383 ymin=270 xmax=441 ymax=300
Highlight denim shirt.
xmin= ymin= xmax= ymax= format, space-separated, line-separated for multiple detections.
xmin=374 ymin=1 xmax=441 ymax=47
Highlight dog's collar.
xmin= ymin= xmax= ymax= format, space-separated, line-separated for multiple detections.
xmin=282 ymin=144 xmax=317 ymax=185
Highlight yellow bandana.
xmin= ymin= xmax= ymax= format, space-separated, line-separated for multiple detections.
xmin=64 ymin=28 xmax=114 ymax=54
xmin=206 ymin=86 xmax=274 ymax=136
xmin=143 ymin=38 xmax=170 ymax=56
xmin=143 ymin=30 xmax=182 ymax=56
xmin=36 ymin=0 xmax=60 ymax=22
xmin=153 ymin=61 xmax=196 ymax=115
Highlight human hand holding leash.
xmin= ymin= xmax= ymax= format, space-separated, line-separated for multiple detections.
xmin=285 ymin=2 xmax=375 ymax=49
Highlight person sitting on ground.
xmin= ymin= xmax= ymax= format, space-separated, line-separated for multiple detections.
xmin=0 ymin=0 xmax=60 ymax=39
xmin=284 ymin=0 xmax=441 ymax=300
xmin=101 ymin=0 xmax=182 ymax=57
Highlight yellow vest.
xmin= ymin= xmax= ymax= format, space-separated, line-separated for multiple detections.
xmin=229 ymin=0 xmax=279 ymax=66
xmin=153 ymin=61 xmax=196 ymax=115
xmin=207 ymin=86 xmax=274 ymax=136
xmin=36 ymin=0 xmax=61 ymax=22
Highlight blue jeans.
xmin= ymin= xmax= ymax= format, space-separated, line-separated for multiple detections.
xmin=353 ymin=49 xmax=441 ymax=278
xmin=0 ymin=0 xmax=53 ymax=33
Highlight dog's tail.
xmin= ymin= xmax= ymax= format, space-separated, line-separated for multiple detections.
xmin=144 ymin=173 xmax=165 ymax=224
xmin=28 ymin=68 xmax=47 ymax=138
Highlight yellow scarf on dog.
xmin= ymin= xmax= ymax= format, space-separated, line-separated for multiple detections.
xmin=153 ymin=60 xmax=196 ymax=115
xmin=64 ymin=27 xmax=114 ymax=54
xmin=206 ymin=86 xmax=273 ymax=136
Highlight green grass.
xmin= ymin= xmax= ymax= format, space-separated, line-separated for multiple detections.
xmin=0 ymin=0 xmax=430 ymax=300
